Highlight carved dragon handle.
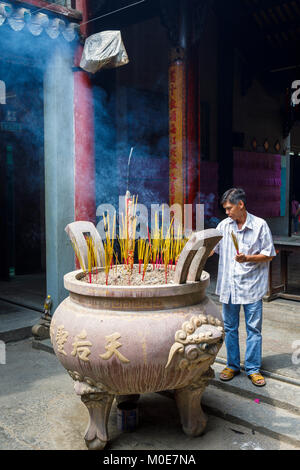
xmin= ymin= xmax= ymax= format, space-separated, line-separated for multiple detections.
xmin=165 ymin=314 xmax=224 ymax=371
xmin=174 ymin=228 xmax=222 ymax=284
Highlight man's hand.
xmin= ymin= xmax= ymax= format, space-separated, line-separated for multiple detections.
xmin=235 ymin=253 xmax=247 ymax=263
xmin=235 ymin=253 xmax=274 ymax=263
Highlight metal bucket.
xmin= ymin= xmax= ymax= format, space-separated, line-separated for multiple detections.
xmin=117 ymin=401 xmax=138 ymax=432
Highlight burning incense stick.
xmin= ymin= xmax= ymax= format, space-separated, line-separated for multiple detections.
xmin=119 ymin=212 xmax=129 ymax=264
xmin=151 ymin=211 xmax=161 ymax=268
xmin=86 ymin=234 xmax=101 ymax=283
xmin=142 ymin=242 xmax=151 ymax=281
xmin=138 ymin=238 xmax=146 ymax=273
xmin=163 ymin=237 xmax=171 ymax=283
xmin=102 ymin=212 xmax=116 ymax=284
xmin=126 ymin=191 xmax=136 ymax=271
xmin=231 ymin=231 xmax=239 ymax=254
xmin=126 ymin=147 xmax=134 ymax=191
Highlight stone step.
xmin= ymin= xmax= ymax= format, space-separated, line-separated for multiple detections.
xmin=202 ymin=384 xmax=300 ymax=447
xmin=32 ymin=338 xmax=54 ymax=354
xmin=0 ymin=297 xmax=43 ymax=314
xmin=30 ymin=328 xmax=300 ymax=446
xmin=211 ymin=361 xmax=300 ymax=415
xmin=160 ymin=361 xmax=300 ymax=447
xmin=0 ymin=300 xmax=41 ymax=343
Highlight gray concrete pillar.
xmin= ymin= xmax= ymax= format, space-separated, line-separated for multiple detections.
xmin=44 ymin=42 xmax=75 ymax=311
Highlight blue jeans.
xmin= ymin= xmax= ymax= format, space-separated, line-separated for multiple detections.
xmin=222 ymin=297 xmax=263 ymax=375
xmin=292 ymin=215 xmax=299 ymax=233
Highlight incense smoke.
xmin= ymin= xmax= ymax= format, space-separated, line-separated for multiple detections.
xmin=93 ymin=80 xmax=169 ymax=234
xmin=0 ymin=24 xmax=75 ymax=274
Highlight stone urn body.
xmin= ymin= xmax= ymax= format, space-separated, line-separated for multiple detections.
xmin=50 ymin=267 xmax=224 ymax=450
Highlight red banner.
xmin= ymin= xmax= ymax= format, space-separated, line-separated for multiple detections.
xmin=233 ymin=151 xmax=281 ymax=218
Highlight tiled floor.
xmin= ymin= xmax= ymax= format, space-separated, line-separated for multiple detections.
xmin=0 ymin=273 xmax=46 ymax=311
xmin=0 ymin=274 xmax=45 ymax=340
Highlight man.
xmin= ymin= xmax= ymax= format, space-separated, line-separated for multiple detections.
xmin=291 ymin=195 xmax=300 ymax=235
xmin=211 ymin=188 xmax=276 ymax=387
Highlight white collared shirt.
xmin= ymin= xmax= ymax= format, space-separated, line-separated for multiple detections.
xmin=214 ymin=212 xmax=276 ymax=305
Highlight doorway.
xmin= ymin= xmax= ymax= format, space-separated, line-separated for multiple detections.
xmin=290 ymin=154 xmax=300 ymax=235
xmin=0 ymin=60 xmax=46 ymax=309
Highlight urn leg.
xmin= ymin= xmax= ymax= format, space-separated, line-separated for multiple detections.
xmin=81 ymin=392 xmax=115 ymax=450
xmin=74 ymin=382 xmax=114 ymax=450
xmin=174 ymin=367 xmax=214 ymax=437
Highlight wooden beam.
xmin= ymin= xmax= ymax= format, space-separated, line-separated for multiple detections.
xmin=215 ymin=0 xmax=300 ymax=73
xmin=216 ymin=0 xmax=300 ymax=21
xmin=242 ymin=0 xmax=299 ymax=16
xmin=258 ymin=18 xmax=300 ymax=34
xmin=214 ymin=0 xmax=300 ymax=75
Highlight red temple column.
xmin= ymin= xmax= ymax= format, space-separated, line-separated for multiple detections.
xmin=74 ymin=0 xmax=96 ymax=223
xmin=164 ymin=0 xmax=210 ymax=230
xmin=169 ymin=47 xmax=186 ymax=212
xmin=168 ymin=1 xmax=202 ymax=230
xmin=168 ymin=0 xmax=189 ymax=220
xmin=169 ymin=48 xmax=200 ymax=230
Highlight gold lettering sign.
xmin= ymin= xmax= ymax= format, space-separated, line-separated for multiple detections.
xmin=50 ymin=319 xmax=56 ymax=344
xmin=99 ymin=332 xmax=130 ymax=364
xmin=56 ymin=325 xmax=69 ymax=356
xmin=71 ymin=329 xmax=92 ymax=362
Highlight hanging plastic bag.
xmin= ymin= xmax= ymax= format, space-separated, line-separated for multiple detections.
xmin=80 ymin=30 xmax=129 ymax=73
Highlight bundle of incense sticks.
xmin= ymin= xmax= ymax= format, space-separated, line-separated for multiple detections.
xmin=103 ymin=212 xmax=116 ymax=284
xmin=151 ymin=211 xmax=160 ymax=268
xmin=161 ymin=216 xmax=174 ymax=280
xmin=69 ymin=197 xmax=191 ymax=285
xmin=163 ymin=237 xmax=170 ymax=283
xmin=118 ymin=213 xmax=128 ymax=264
xmin=173 ymin=223 xmax=184 ymax=266
xmin=231 ymin=231 xmax=239 ymax=254
xmin=86 ymin=235 xmax=95 ymax=283
xmin=142 ymin=242 xmax=151 ymax=281
xmin=69 ymin=235 xmax=102 ymax=283
xmin=125 ymin=191 xmax=137 ymax=271
xmin=138 ymin=238 xmax=146 ymax=273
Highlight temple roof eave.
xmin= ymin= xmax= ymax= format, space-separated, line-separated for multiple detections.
xmin=0 ymin=1 xmax=81 ymax=42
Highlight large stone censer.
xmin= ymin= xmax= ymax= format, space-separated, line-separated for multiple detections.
xmin=50 ymin=222 xmax=223 ymax=450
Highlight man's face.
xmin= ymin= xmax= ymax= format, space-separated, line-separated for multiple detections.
xmin=222 ymin=200 xmax=244 ymax=220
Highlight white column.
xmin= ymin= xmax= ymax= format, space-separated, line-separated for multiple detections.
xmin=44 ymin=42 xmax=75 ymax=311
